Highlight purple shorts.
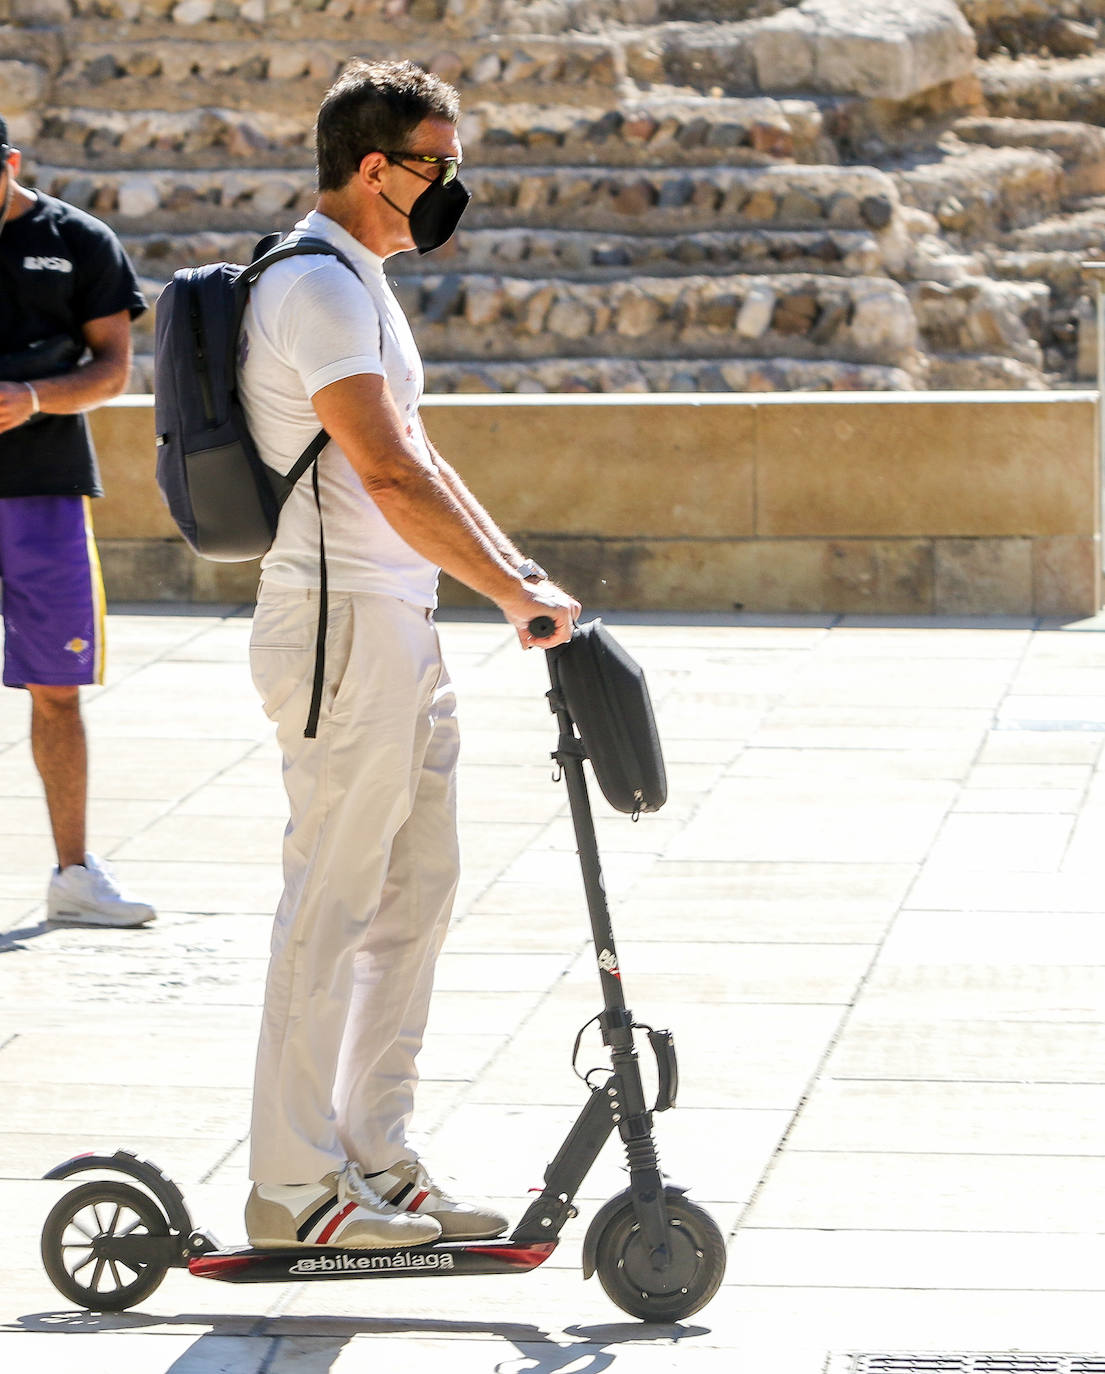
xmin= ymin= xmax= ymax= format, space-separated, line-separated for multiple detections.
xmin=0 ymin=495 xmax=105 ymax=688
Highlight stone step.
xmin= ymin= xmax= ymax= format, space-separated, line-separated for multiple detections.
xmin=58 ymin=0 xmax=664 ymax=39
xmin=9 ymin=2 xmax=980 ymax=116
xmin=396 ymin=225 xmax=892 ymax=277
xmin=978 ymin=52 xmax=1105 ymax=125
xmin=985 ymin=248 xmax=1094 ymax=377
xmin=907 ymin=275 xmax=1049 ymax=372
xmin=127 ymin=270 xmax=920 ymax=369
xmin=925 ymin=353 xmax=1050 ymax=389
xmin=120 ymin=223 xmax=891 ymax=283
xmin=891 ymin=141 xmax=1065 ymax=239
xmin=26 ymin=95 xmax=829 ymax=172
xmin=47 ymin=32 xmax=629 ymax=114
xmin=1003 ymin=198 xmax=1105 ymax=255
xmin=126 ymin=350 xmax=914 ymax=394
xmin=382 ymin=271 xmax=921 ymax=369
xmin=954 ymin=116 xmax=1105 ymax=199
xmin=33 ymin=162 xmax=905 ymax=238
xmin=54 ymin=0 xmax=651 ymax=40
xmin=461 ymin=164 xmax=903 ymax=232
xmin=461 ymin=95 xmax=828 ymax=165
xmin=421 ymin=351 xmax=915 ymax=391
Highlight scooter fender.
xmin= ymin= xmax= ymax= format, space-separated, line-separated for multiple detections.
xmin=43 ymin=1148 xmax=195 ymax=1240
xmin=581 ymin=1182 xmax=689 ymax=1280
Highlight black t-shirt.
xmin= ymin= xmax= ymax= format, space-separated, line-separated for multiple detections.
xmin=0 ymin=192 xmax=146 ymax=498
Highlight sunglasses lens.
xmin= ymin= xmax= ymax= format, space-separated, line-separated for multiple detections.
xmin=442 ymin=161 xmax=457 ymax=184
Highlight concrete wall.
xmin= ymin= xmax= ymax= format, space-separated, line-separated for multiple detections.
xmin=90 ymin=391 xmax=1102 ymax=617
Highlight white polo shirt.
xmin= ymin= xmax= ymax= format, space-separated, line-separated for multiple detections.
xmin=238 ymin=210 xmax=439 ymax=606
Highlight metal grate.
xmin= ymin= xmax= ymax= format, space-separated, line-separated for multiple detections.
xmin=845 ymin=1358 xmax=1105 ymax=1374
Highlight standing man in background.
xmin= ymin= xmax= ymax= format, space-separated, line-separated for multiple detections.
xmin=239 ymin=59 xmax=578 ymax=1251
xmin=0 ymin=115 xmax=155 ymax=927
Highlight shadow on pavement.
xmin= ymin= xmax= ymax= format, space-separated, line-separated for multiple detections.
xmin=9 ymin=1308 xmax=712 ymax=1370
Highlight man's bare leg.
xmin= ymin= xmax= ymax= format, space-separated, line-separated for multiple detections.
xmin=27 ymin=683 xmax=86 ymax=870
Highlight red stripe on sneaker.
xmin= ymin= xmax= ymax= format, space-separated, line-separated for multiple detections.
xmin=407 ymin=1189 xmax=430 ymax=1212
xmin=316 ymin=1200 xmax=358 ymax=1244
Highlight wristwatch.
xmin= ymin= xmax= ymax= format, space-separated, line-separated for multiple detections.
xmin=516 ymin=558 xmax=548 ymax=583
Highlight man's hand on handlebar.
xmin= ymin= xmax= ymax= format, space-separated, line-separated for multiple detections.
xmin=500 ymin=579 xmax=580 ymax=650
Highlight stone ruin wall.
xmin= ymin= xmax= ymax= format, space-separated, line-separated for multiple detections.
xmin=5 ymin=0 xmax=1105 ymax=394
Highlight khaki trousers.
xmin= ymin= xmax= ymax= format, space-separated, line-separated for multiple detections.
xmin=248 ymin=585 xmax=460 ymax=1185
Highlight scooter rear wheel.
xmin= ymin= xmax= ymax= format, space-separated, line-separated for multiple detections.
xmin=594 ymin=1187 xmax=726 ymax=1322
xmin=41 ymin=1179 xmax=171 ymax=1311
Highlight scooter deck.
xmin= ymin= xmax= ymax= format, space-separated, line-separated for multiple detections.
xmin=189 ymin=1238 xmax=557 ymax=1283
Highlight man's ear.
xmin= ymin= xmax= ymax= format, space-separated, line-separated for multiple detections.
xmin=3 ymin=148 xmax=20 ymax=177
xmin=357 ymin=151 xmax=388 ymax=193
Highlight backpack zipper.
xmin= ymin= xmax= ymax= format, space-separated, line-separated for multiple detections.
xmin=187 ymin=269 xmax=216 ymax=426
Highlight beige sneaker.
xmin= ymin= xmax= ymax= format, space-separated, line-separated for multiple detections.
xmin=366 ymin=1158 xmax=508 ymax=1241
xmin=246 ymin=1161 xmax=441 ymax=1250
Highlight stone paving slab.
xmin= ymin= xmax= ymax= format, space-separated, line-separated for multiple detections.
xmin=3 ymin=608 xmax=1105 ymax=1371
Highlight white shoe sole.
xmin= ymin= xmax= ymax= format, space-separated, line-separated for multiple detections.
xmin=46 ymin=902 xmax=155 ymax=928
xmin=248 ymin=1229 xmax=441 ymax=1250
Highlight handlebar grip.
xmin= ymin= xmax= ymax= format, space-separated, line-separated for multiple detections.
xmin=528 ymin=615 xmax=557 ymax=641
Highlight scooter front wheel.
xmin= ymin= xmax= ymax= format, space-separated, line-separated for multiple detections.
xmin=594 ymin=1187 xmax=726 ymax=1322
xmin=41 ymin=1179 xmax=172 ymax=1311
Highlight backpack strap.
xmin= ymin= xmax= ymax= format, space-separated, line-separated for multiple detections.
xmin=304 ymin=460 xmax=329 ymax=740
xmin=237 ymin=233 xmax=363 ymax=741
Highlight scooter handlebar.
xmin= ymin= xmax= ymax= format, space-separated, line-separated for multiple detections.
xmin=527 ymin=615 xmax=558 ymax=642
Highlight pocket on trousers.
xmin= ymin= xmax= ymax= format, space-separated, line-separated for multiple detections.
xmin=249 ymin=594 xmax=315 ymax=720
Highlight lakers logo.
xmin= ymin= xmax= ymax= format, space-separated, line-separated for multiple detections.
xmin=65 ymin=638 xmax=89 ymax=655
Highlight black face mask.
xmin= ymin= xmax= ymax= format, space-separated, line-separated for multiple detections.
xmin=381 ymin=165 xmax=471 ymax=255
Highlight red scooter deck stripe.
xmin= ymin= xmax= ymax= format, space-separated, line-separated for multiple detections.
xmin=316 ymin=1201 xmax=357 ymax=1244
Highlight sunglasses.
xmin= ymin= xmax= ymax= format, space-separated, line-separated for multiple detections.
xmin=382 ymin=151 xmax=462 ymax=186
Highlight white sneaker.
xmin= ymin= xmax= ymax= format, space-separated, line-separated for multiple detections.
xmin=246 ymin=1161 xmax=442 ymax=1249
xmin=366 ymin=1158 xmax=508 ymax=1240
xmin=46 ymin=853 xmax=156 ymax=928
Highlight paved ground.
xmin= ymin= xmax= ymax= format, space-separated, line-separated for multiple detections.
xmin=2 ymin=605 xmax=1105 ymax=1374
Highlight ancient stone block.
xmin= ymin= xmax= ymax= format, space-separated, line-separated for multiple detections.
xmin=470 ymin=52 xmax=503 ymax=84
xmin=779 ymin=189 xmax=823 ymax=222
xmin=749 ymin=11 xmax=816 ymax=91
xmin=658 ymin=176 xmax=694 ymax=208
xmin=773 ymin=293 xmax=818 ymax=335
xmin=546 ymin=298 xmax=593 ymax=340
xmin=97 ymin=540 xmax=184 ymax=602
xmin=464 ymin=281 xmax=504 ymax=327
xmin=173 ymin=0 xmax=214 ymax=21
xmin=1032 ymin=535 xmax=1101 ymax=617
xmin=749 ymin=122 xmax=794 ymax=158
xmin=612 ymin=179 xmax=656 ymax=216
xmin=742 ymin=189 xmax=778 ymax=221
xmin=615 ymin=290 xmax=662 ymax=338
xmin=934 ymin=538 xmax=1033 ymax=615
xmin=860 ymin=194 xmax=893 ymax=229
xmin=118 ymin=176 xmax=161 ymax=218
xmin=752 ymin=0 xmax=975 ymax=102
xmin=423 ymin=274 xmax=465 ymax=323
xmin=521 ymin=284 xmax=556 ymax=334
xmin=737 ymin=285 xmax=776 ymax=339
xmin=623 ymin=113 xmax=659 ymax=143
xmin=849 ymin=284 xmax=918 ymax=358
xmin=699 ymin=292 xmax=739 ymax=330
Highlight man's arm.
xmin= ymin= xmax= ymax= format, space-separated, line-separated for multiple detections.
xmin=311 ymin=372 xmax=579 ymax=646
xmin=0 ymin=310 xmax=133 ymax=434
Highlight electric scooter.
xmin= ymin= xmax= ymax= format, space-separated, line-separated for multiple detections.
xmin=39 ymin=620 xmax=727 ymax=1322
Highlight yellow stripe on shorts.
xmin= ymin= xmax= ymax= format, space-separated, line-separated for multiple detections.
xmin=82 ymin=496 xmax=106 ymax=685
